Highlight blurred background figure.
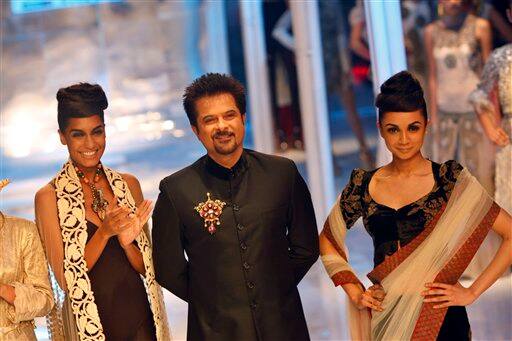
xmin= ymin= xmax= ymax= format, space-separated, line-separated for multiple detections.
xmin=470 ymin=2 xmax=512 ymax=214
xmin=264 ymin=1 xmax=303 ymax=151
xmin=348 ymin=0 xmax=372 ymax=83
xmin=424 ymin=0 xmax=495 ymax=194
xmin=401 ymin=0 xmax=432 ymax=87
xmin=348 ymin=0 xmax=432 ymax=162
xmin=319 ymin=0 xmax=374 ymax=169
xmin=482 ymin=0 xmax=512 ymax=48
xmin=400 ymin=0 xmax=434 ymax=159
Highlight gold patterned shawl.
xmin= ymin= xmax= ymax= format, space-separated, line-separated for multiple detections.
xmin=48 ymin=160 xmax=171 ymax=340
xmin=321 ymin=168 xmax=500 ymax=340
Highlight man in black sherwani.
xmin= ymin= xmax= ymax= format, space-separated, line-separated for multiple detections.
xmin=152 ymin=73 xmax=318 ymax=341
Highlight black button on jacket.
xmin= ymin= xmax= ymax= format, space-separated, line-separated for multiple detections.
xmin=152 ymin=149 xmax=318 ymax=341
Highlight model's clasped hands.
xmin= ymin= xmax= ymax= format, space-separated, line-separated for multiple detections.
xmin=355 ymin=284 xmax=386 ymax=312
xmin=422 ymin=282 xmax=477 ymax=309
xmin=98 ymin=200 xmax=153 ymax=248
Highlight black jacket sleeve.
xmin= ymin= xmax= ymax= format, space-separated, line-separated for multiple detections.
xmin=287 ymin=163 xmax=319 ymax=284
xmin=152 ymin=179 xmax=189 ymax=302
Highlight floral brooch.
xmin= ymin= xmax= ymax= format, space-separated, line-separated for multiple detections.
xmin=194 ymin=192 xmax=226 ymax=234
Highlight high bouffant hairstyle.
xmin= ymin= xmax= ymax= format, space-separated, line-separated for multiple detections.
xmin=56 ymin=83 xmax=108 ymax=131
xmin=375 ymin=71 xmax=428 ymax=122
xmin=183 ymin=73 xmax=246 ymax=126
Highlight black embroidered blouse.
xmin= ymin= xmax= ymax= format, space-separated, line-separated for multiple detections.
xmin=339 ymin=160 xmax=472 ymax=340
xmin=339 ymin=160 xmax=463 ymax=267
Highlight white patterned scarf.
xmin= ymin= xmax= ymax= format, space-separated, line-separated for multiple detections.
xmin=48 ymin=160 xmax=171 ymax=340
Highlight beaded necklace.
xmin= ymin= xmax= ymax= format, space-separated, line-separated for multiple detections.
xmin=74 ymin=163 xmax=109 ymax=220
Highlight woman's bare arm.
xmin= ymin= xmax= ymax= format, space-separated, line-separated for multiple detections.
xmin=488 ymin=5 xmax=512 ymax=42
xmin=424 ymin=208 xmax=512 ymax=307
xmin=35 ymin=185 xmax=66 ymax=290
xmin=476 ymin=18 xmax=492 ymax=62
xmin=350 ymin=22 xmax=371 ymax=61
xmin=120 ymin=173 xmax=148 ymax=275
xmin=319 ymin=230 xmax=383 ymax=311
xmin=469 ymin=208 xmax=512 ymax=298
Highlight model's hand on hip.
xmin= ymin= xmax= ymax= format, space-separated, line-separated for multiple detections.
xmin=422 ymin=282 xmax=477 ymax=308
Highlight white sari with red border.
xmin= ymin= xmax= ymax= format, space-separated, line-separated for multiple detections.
xmin=321 ymin=167 xmax=500 ymax=340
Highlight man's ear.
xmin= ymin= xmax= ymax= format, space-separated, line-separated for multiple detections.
xmin=58 ymin=129 xmax=67 ymax=145
xmin=242 ymin=113 xmax=246 ymax=125
xmin=191 ymin=124 xmax=199 ymax=137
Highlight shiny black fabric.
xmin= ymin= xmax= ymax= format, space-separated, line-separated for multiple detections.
xmin=339 ymin=160 xmax=470 ymax=340
xmin=364 ymin=162 xmax=444 ymax=266
xmin=86 ymin=222 xmax=156 ymax=341
xmin=152 ymin=149 xmax=318 ymax=341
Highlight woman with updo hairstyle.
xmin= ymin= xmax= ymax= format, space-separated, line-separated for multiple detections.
xmin=35 ymin=83 xmax=170 ymax=340
xmin=319 ymin=71 xmax=511 ymax=340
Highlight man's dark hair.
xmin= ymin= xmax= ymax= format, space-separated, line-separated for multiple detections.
xmin=375 ymin=70 xmax=428 ymax=122
xmin=183 ymin=73 xmax=246 ymax=126
xmin=57 ymin=83 xmax=108 ymax=131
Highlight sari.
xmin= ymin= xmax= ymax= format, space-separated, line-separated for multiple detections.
xmin=321 ymin=167 xmax=500 ymax=340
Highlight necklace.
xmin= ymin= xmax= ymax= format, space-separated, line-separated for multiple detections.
xmin=74 ymin=163 xmax=109 ymax=220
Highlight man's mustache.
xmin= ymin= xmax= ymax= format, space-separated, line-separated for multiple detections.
xmin=213 ymin=131 xmax=234 ymax=138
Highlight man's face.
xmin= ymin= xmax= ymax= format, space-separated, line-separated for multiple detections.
xmin=192 ymin=93 xmax=245 ymax=158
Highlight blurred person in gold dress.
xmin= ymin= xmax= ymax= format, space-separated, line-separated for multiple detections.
xmin=0 ymin=179 xmax=54 ymax=340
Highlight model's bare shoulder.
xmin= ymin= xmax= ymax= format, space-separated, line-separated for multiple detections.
xmin=35 ymin=183 xmax=57 ymax=207
xmin=424 ymin=22 xmax=435 ymax=35
xmin=121 ymin=172 xmax=144 ymax=202
xmin=120 ymin=172 xmax=137 ymax=183
xmin=34 ymin=183 xmax=58 ymax=222
xmin=476 ymin=17 xmax=491 ymax=29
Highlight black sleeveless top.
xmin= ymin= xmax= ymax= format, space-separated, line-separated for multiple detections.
xmin=339 ymin=160 xmax=470 ymax=340
xmin=86 ymin=221 xmax=156 ymax=340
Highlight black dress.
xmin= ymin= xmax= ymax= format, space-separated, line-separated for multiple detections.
xmin=86 ymin=221 xmax=156 ymax=340
xmin=339 ymin=160 xmax=471 ymax=340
